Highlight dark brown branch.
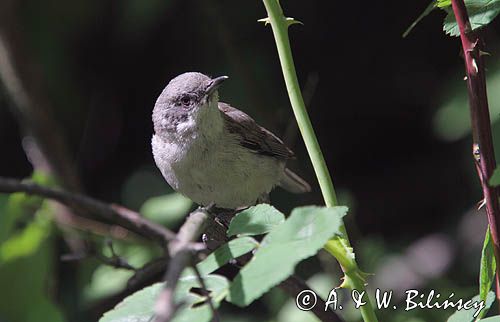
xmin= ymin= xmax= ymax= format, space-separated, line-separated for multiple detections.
xmin=154 ymin=209 xmax=211 ymax=322
xmin=0 ymin=176 xmax=176 ymax=243
xmin=450 ymin=0 xmax=500 ymax=302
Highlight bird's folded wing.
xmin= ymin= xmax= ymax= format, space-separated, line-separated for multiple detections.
xmin=219 ymin=102 xmax=294 ymax=160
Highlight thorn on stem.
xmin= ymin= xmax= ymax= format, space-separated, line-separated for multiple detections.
xmin=472 ymin=58 xmax=479 ymax=74
xmin=286 ymin=17 xmax=303 ymax=27
xmin=258 ymin=17 xmax=270 ymax=26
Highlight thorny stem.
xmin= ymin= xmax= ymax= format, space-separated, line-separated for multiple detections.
xmin=260 ymin=1 xmax=378 ymax=321
xmin=451 ymin=0 xmax=500 ymax=303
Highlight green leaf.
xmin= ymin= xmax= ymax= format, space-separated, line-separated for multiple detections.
xmin=85 ymin=243 xmax=159 ymax=302
xmin=480 ymin=315 xmax=500 ymax=321
xmin=490 ymin=166 xmax=500 ymax=186
xmin=479 ymin=226 xmax=496 ymax=318
xmin=403 ymin=1 xmax=437 ymax=38
xmin=100 ymin=274 xmax=229 ymax=322
xmin=438 ymin=0 xmax=452 ymax=8
xmin=433 ymin=61 xmax=500 ymax=142
xmin=446 ymin=291 xmax=494 ymax=321
xmin=0 ymin=199 xmax=55 ymax=264
xmin=140 ymin=193 xmax=192 ymax=228
xmin=0 ymin=208 xmax=63 ymax=322
xmin=0 ymin=171 xmax=54 ymax=243
xmin=0 ymin=209 xmax=52 ymax=263
xmin=196 ymin=237 xmax=259 ymax=276
xmin=84 ymin=265 xmax=135 ymax=302
xmin=227 ymin=206 xmax=347 ymax=306
xmin=443 ymin=0 xmax=500 ymax=36
xmin=227 ymin=204 xmax=285 ymax=237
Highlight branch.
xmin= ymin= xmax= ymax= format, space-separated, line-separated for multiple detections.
xmin=154 ymin=209 xmax=211 ymax=322
xmin=61 ymin=239 xmax=137 ymax=271
xmin=0 ymin=176 xmax=176 ymax=243
xmin=450 ymin=0 xmax=500 ymax=302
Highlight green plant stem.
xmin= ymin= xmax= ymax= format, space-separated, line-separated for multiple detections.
xmin=260 ymin=1 xmax=378 ymax=321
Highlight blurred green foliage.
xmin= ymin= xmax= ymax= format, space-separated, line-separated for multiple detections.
xmin=433 ymin=62 xmax=500 ymax=142
xmin=0 ymin=173 xmax=63 ymax=322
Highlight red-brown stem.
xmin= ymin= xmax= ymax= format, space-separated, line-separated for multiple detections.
xmin=451 ymin=0 xmax=500 ymax=302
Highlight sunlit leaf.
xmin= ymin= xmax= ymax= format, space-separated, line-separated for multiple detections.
xmin=479 ymin=227 xmax=496 ymax=318
xmin=446 ymin=292 xmax=494 ymax=321
xmin=0 ymin=208 xmax=52 ymax=263
xmin=84 ymin=265 xmax=135 ymax=302
xmin=227 ymin=206 xmax=347 ymax=306
xmin=100 ymin=274 xmax=229 ymax=322
xmin=443 ymin=0 xmax=500 ymax=36
xmin=195 ymin=237 xmax=259 ymax=276
xmin=0 ymin=171 xmax=54 ymax=244
xmin=227 ymin=204 xmax=285 ymax=237
xmin=438 ymin=0 xmax=452 ymax=8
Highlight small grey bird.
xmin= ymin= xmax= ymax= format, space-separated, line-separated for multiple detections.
xmin=152 ymin=72 xmax=310 ymax=209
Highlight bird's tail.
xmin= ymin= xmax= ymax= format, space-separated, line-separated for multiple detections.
xmin=279 ymin=168 xmax=311 ymax=194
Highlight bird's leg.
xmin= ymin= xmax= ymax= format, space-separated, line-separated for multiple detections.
xmin=257 ymin=193 xmax=271 ymax=204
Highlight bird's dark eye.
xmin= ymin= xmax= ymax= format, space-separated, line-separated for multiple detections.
xmin=180 ymin=95 xmax=191 ymax=106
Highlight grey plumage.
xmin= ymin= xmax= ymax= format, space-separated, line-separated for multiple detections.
xmin=152 ymin=72 xmax=310 ymax=209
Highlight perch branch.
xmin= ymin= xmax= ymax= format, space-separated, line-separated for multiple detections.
xmin=450 ymin=0 xmax=500 ymax=302
xmin=154 ymin=209 xmax=211 ymax=322
xmin=0 ymin=176 xmax=176 ymax=243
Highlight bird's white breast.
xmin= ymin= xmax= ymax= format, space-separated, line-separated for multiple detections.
xmin=152 ymin=130 xmax=285 ymax=209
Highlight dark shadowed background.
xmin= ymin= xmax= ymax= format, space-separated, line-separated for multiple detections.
xmin=1 ymin=1 xmax=500 ymax=321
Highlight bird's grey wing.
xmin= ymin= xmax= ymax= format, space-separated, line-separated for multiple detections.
xmin=219 ymin=102 xmax=294 ymax=160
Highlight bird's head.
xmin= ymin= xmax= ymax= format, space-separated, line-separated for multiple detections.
xmin=153 ymin=72 xmax=228 ymax=137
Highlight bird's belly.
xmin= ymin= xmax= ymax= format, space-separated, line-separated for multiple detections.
xmin=172 ymin=145 xmax=285 ymax=208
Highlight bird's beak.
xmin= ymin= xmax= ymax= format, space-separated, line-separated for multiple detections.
xmin=206 ymin=76 xmax=228 ymax=96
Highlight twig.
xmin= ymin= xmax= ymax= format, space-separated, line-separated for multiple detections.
xmin=96 ymin=239 xmax=137 ymax=270
xmin=61 ymin=240 xmax=137 ymax=271
xmin=54 ymin=210 xmax=137 ymax=241
xmin=450 ymin=0 xmax=500 ymax=303
xmin=154 ymin=209 xmax=211 ymax=322
xmin=0 ymin=176 xmax=176 ymax=243
xmin=191 ymin=262 xmax=220 ymax=322
xmin=127 ymin=257 xmax=169 ymax=290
